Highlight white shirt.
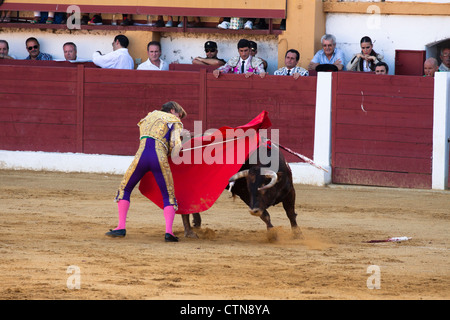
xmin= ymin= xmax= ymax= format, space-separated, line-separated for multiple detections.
xmin=137 ymin=58 xmax=169 ymax=71
xmin=92 ymin=48 xmax=134 ymax=69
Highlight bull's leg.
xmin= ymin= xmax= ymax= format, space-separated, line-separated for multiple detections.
xmin=283 ymin=190 xmax=303 ymax=239
xmin=260 ymin=210 xmax=274 ymax=229
xmin=181 ymin=214 xmax=199 ymax=238
xmin=192 ymin=212 xmax=202 ymax=228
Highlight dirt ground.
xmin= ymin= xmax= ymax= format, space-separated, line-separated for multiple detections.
xmin=0 ymin=169 xmax=448 ymax=300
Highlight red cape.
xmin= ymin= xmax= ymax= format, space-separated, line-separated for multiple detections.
xmin=138 ymin=111 xmax=272 ymax=214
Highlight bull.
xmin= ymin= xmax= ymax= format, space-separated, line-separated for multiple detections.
xmin=181 ymin=144 xmax=302 ymax=239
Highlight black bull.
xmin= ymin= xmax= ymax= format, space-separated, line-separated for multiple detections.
xmin=181 ymin=144 xmax=302 ymax=239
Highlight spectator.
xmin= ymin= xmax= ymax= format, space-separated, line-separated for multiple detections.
xmin=92 ymin=35 xmax=134 ymax=69
xmin=438 ymin=47 xmax=450 ymax=72
xmin=243 ymin=18 xmax=268 ymax=30
xmin=274 ymin=49 xmax=309 ymax=78
xmin=308 ymin=34 xmax=345 ymax=71
xmin=121 ymin=14 xmax=134 ymax=26
xmin=192 ymin=41 xmax=226 ymax=66
xmin=217 ymin=17 xmax=231 ymax=29
xmin=424 ymin=58 xmax=439 ymax=77
xmin=248 ymin=41 xmax=268 ymax=71
xmin=0 ymin=10 xmax=11 ymax=23
xmin=88 ymin=14 xmax=103 ymax=25
xmin=0 ymin=40 xmax=14 ymax=59
xmin=347 ymin=36 xmax=384 ymax=72
xmin=177 ymin=16 xmax=201 ymax=28
xmin=137 ymin=41 xmax=168 ymax=71
xmin=63 ymin=42 xmax=77 ymax=61
xmin=374 ymin=62 xmax=389 ymax=75
xmin=31 ymin=11 xmax=54 ymax=24
xmin=25 ymin=37 xmax=53 ymax=60
xmin=213 ymin=39 xmax=266 ymax=79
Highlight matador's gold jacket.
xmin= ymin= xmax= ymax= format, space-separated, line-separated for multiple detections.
xmin=138 ymin=110 xmax=183 ymax=155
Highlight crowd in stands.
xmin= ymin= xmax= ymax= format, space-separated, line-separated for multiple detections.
xmin=0 ymin=10 xmax=449 ymax=78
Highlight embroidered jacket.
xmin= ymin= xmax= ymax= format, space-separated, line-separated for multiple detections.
xmin=138 ymin=110 xmax=183 ymax=155
xmin=217 ymin=56 xmax=265 ymax=74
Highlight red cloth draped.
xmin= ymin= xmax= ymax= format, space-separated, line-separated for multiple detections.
xmin=138 ymin=111 xmax=272 ymax=214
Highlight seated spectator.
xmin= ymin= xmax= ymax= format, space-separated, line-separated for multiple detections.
xmin=0 ymin=40 xmax=15 ymax=59
xmin=0 ymin=10 xmax=11 ymax=23
xmin=192 ymin=41 xmax=226 ymax=66
xmin=274 ymin=49 xmax=308 ymax=78
xmin=25 ymin=37 xmax=52 ymax=60
xmin=243 ymin=18 xmax=268 ymax=30
xmin=347 ymin=36 xmax=384 ymax=72
xmin=374 ymin=62 xmax=389 ymax=75
xmin=120 ymin=14 xmax=133 ymax=26
xmin=63 ymin=42 xmax=77 ymax=61
xmin=308 ymin=34 xmax=345 ymax=71
xmin=213 ymin=38 xmax=266 ymax=79
xmin=424 ymin=58 xmax=439 ymax=77
xmin=31 ymin=11 xmax=54 ymax=24
xmin=88 ymin=13 xmax=103 ymax=25
xmin=438 ymin=47 xmax=450 ymax=72
xmin=217 ymin=17 xmax=230 ymax=29
xmin=248 ymin=41 xmax=268 ymax=71
xmin=176 ymin=16 xmax=201 ymax=28
xmin=137 ymin=41 xmax=168 ymax=71
xmin=92 ymin=35 xmax=134 ymax=69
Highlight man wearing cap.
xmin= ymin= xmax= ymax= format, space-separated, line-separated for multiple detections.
xmin=193 ymin=41 xmax=226 ymax=66
xmin=213 ymin=38 xmax=266 ymax=79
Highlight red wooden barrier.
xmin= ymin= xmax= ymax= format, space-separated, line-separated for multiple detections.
xmin=0 ymin=63 xmax=316 ymax=164
xmin=332 ymin=72 xmax=435 ymax=189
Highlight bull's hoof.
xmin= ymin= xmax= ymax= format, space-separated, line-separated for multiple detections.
xmin=292 ymin=227 xmax=304 ymax=239
xmin=184 ymin=230 xmax=199 ymax=238
xmin=267 ymin=228 xmax=278 ymax=242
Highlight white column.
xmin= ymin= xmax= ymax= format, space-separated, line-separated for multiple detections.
xmin=432 ymin=71 xmax=450 ymax=190
xmin=290 ymin=72 xmax=333 ymax=185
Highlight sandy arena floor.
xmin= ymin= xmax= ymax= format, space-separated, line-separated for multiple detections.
xmin=0 ymin=169 xmax=448 ymax=300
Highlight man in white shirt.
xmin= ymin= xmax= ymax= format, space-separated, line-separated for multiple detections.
xmin=213 ymin=38 xmax=266 ymax=79
xmin=137 ymin=41 xmax=169 ymax=71
xmin=92 ymin=35 xmax=134 ymax=69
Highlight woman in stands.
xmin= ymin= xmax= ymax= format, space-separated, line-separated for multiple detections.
xmin=347 ymin=36 xmax=384 ymax=72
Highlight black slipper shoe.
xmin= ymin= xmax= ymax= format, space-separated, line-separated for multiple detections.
xmin=105 ymin=229 xmax=126 ymax=237
xmin=165 ymin=233 xmax=179 ymax=242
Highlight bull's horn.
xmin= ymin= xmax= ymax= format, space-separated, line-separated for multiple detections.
xmin=229 ymin=170 xmax=249 ymax=182
xmin=258 ymin=168 xmax=278 ymax=190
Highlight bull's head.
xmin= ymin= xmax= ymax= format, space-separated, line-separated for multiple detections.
xmin=228 ymin=167 xmax=278 ymax=217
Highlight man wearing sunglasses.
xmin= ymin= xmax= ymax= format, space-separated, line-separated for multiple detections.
xmin=25 ymin=37 xmax=52 ymax=61
xmin=192 ymin=41 xmax=225 ymax=66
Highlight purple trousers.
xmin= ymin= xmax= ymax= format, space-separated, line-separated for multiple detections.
xmin=115 ymin=138 xmax=177 ymax=209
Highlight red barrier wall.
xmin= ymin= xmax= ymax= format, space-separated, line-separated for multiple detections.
xmin=332 ymin=72 xmax=435 ymax=189
xmin=0 ymin=63 xmax=316 ymax=163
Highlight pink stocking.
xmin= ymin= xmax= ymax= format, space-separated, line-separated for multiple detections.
xmin=163 ymin=206 xmax=176 ymax=235
xmin=115 ymin=200 xmax=130 ymax=230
